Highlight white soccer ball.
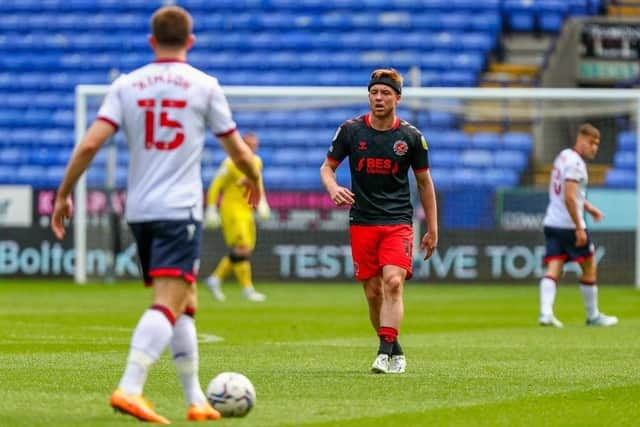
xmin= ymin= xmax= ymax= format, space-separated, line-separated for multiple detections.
xmin=206 ymin=372 xmax=256 ymax=417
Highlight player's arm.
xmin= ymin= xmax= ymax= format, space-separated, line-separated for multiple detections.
xmin=256 ymin=158 xmax=271 ymax=220
xmin=584 ymin=200 xmax=604 ymax=222
xmin=564 ymin=180 xmax=587 ymax=246
xmin=320 ymin=158 xmax=354 ymax=206
xmin=320 ymin=125 xmax=354 ymax=206
xmin=204 ymin=162 xmax=228 ymax=229
xmin=219 ymin=130 xmax=261 ymax=207
xmin=206 ymin=163 xmax=227 ymax=208
xmin=415 ymin=169 xmax=438 ymax=260
xmin=51 ymin=120 xmax=116 ymax=239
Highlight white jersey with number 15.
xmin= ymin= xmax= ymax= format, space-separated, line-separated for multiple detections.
xmin=543 ymin=148 xmax=588 ymax=230
xmin=97 ymin=60 xmax=236 ymax=222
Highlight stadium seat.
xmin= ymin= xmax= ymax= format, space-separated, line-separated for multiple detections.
xmin=429 ymin=130 xmax=469 ymax=149
xmin=503 ymin=0 xmax=536 ymax=32
xmin=494 ymin=150 xmax=528 ymax=171
xmin=483 ymin=168 xmax=519 ymax=188
xmin=605 ymin=169 xmax=635 ymax=189
xmin=430 ymin=150 xmax=461 ymax=168
xmin=502 ymin=132 xmax=533 ymax=152
xmin=613 ymin=151 xmax=635 ymax=170
xmin=0 ymin=148 xmax=24 ymax=165
xmin=538 ymin=1 xmax=569 ymax=33
xmin=471 ymin=132 xmax=501 ymax=150
xmin=461 ymin=149 xmax=494 ymax=168
xmin=0 ymin=0 xmax=514 ymax=193
xmin=618 ymin=130 xmax=636 ymax=151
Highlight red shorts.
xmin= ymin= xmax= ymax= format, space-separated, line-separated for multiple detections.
xmin=349 ymin=224 xmax=414 ymax=281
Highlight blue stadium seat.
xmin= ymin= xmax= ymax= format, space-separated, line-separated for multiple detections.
xmin=502 ymin=132 xmax=533 ymax=152
xmin=613 ymin=151 xmax=635 ymax=170
xmin=27 ymin=148 xmax=58 ymax=166
xmin=429 ymin=168 xmax=454 ymax=190
xmin=16 ymin=165 xmax=48 ymax=187
xmin=429 ymin=130 xmax=469 ymax=149
xmin=483 ymin=168 xmax=519 ymax=188
xmin=0 ymin=148 xmax=24 ymax=165
xmin=605 ymin=169 xmax=635 ymax=189
xmin=46 ymin=166 xmax=66 ymax=187
xmin=538 ymin=1 xmax=569 ymax=33
xmin=494 ymin=150 xmax=528 ymax=170
xmin=430 ymin=150 xmax=460 ymax=168
xmin=618 ymin=130 xmax=636 ymax=151
xmin=272 ymin=148 xmax=309 ymax=166
xmin=452 ymin=168 xmax=485 ymax=186
xmin=461 ymin=149 xmax=493 ymax=168
xmin=471 ymin=132 xmax=501 ymax=149
xmin=503 ymin=0 xmax=536 ymax=32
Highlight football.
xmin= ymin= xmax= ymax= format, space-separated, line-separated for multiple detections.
xmin=206 ymin=372 xmax=256 ymax=417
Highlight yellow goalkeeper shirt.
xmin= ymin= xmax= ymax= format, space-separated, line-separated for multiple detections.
xmin=207 ymin=155 xmax=263 ymax=217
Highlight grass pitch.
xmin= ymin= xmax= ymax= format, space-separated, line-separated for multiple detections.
xmin=0 ymin=280 xmax=639 ymax=426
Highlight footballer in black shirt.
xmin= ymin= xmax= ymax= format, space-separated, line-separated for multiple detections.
xmin=320 ymin=68 xmax=438 ymax=374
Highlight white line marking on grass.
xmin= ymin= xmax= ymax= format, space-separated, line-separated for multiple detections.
xmin=199 ymin=334 xmax=224 ymax=343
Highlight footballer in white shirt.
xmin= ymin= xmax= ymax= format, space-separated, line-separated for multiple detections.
xmin=50 ymin=5 xmax=262 ymax=423
xmin=539 ymin=123 xmax=618 ymax=329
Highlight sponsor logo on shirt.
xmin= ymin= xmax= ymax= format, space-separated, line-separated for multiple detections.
xmin=356 ymin=158 xmax=399 ymax=175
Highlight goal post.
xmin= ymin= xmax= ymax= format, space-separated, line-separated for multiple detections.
xmin=74 ymin=85 xmax=640 ymax=287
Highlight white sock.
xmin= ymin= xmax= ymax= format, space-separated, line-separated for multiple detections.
xmin=119 ymin=308 xmax=174 ymax=395
xmin=580 ymin=283 xmax=599 ymax=319
xmin=170 ymin=314 xmax=206 ymax=406
xmin=539 ymin=276 xmax=557 ymax=316
xmin=207 ymin=276 xmax=221 ymax=289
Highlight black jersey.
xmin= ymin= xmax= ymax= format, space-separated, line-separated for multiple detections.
xmin=327 ymin=113 xmax=430 ymax=225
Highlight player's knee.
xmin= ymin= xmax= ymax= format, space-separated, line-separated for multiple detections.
xmin=384 ymin=275 xmax=403 ymax=295
xmin=229 ymin=252 xmax=250 ymax=263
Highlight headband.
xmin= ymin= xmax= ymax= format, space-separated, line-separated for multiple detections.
xmin=368 ymin=76 xmax=402 ymax=94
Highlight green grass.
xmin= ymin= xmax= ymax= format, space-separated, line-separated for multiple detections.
xmin=1 ymin=279 xmax=639 ymax=426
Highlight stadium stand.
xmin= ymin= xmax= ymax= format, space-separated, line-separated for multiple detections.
xmin=0 ymin=0 xmax=612 ymax=228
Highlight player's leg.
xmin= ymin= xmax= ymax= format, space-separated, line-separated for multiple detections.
xmin=539 ymin=260 xmax=564 ymax=327
xmin=206 ymin=255 xmax=232 ymax=301
xmin=206 ymin=217 xmax=235 ymax=301
xmin=171 ymin=287 xmax=221 ymax=420
xmin=579 ymin=256 xmax=618 ymax=326
xmin=111 ymin=276 xmax=188 ymax=424
xmin=350 ymin=225 xmax=388 ymax=372
xmin=362 ymin=276 xmax=383 ymax=331
xmin=376 ymin=224 xmax=412 ymax=374
xmin=363 ymin=275 xmax=390 ymax=373
xmin=379 ymin=265 xmax=407 ymax=374
xmin=230 ymin=218 xmax=265 ymax=301
xmin=539 ymin=227 xmax=567 ymax=327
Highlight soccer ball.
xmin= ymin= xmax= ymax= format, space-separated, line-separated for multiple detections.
xmin=206 ymin=372 xmax=256 ymax=417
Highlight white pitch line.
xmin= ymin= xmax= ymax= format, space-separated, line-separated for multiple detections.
xmin=199 ymin=334 xmax=224 ymax=343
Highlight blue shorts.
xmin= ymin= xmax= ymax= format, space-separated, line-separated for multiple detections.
xmin=543 ymin=226 xmax=594 ymax=264
xmin=129 ymin=219 xmax=202 ymax=286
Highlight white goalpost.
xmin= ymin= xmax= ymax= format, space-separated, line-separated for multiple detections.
xmin=74 ymin=85 xmax=640 ymax=287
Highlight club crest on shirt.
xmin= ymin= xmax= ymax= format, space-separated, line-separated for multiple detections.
xmin=393 ymin=140 xmax=408 ymax=156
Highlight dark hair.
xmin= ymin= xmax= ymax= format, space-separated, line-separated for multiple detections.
xmin=151 ymin=6 xmax=192 ymax=48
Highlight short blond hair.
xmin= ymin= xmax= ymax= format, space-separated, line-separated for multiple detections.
xmin=578 ymin=123 xmax=600 ymax=139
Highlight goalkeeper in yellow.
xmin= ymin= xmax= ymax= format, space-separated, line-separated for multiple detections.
xmin=205 ymin=132 xmax=270 ymax=302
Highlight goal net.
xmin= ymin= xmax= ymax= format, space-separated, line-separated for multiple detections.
xmin=74 ymin=85 xmax=640 ymax=287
